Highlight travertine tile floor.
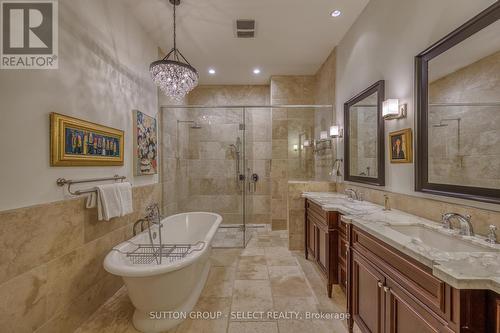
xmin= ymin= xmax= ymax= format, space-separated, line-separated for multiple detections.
xmin=75 ymin=229 xmax=354 ymax=333
xmin=212 ymin=224 xmax=266 ymax=248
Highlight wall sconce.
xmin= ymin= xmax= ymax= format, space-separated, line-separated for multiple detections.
xmin=329 ymin=125 xmax=343 ymax=138
xmin=320 ymin=131 xmax=329 ymax=140
xmin=383 ymin=99 xmax=407 ymax=120
xmin=293 ymin=144 xmax=299 ymax=151
xmin=303 ymin=139 xmax=310 ymax=147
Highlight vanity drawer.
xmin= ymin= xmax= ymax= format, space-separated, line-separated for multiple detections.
xmin=352 ymin=227 xmax=446 ymax=317
xmin=307 ymin=201 xmax=327 ymax=219
xmin=307 ymin=211 xmax=328 ymax=230
xmin=306 ymin=200 xmax=338 ymax=229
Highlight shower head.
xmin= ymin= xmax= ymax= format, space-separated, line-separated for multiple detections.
xmin=177 ymin=120 xmax=202 ymax=129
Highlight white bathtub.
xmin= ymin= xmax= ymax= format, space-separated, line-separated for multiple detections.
xmin=104 ymin=212 xmax=221 ymax=333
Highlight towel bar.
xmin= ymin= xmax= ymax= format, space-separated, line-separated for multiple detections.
xmin=56 ymin=175 xmax=126 ymax=195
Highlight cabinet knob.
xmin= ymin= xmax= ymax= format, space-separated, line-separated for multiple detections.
xmin=377 ymin=281 xmax=383 ymax=288
xmin=383 ymin=286 xmax=390 ymax=293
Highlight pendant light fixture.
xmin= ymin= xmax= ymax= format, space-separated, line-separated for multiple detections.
xmin=150 ymin=0 xmax=198 ymax=100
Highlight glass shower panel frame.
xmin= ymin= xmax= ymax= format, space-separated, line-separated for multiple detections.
xmin=160 ymin=104 xmax=334 ymax=249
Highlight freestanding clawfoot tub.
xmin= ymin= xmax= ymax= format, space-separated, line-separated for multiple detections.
xmin=104 ymin=212 xmax=222 ymax=333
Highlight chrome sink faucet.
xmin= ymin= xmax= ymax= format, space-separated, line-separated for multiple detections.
xmin=442 ymin=213 xmax=474 ymax=236
xmin=345 ymin=188 xmax=361 ymax=201
xmin=486 ymin=225 xmax=497 ymax=244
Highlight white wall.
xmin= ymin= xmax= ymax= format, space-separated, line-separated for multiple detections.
xmin=335 ymin=0 xmax=497 ymax=201
xmin=0 ymin=0 xmax=159 ymax=211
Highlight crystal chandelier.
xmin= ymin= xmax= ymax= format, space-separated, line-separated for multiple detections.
xmin=150 ymin=0 xmax=198 ymax=100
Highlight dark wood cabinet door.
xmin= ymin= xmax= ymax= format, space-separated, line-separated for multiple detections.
xmin=316 ymin=225 xmax=328 ymax=274
xmin=384 ymin=277 xmax=451 ymax=333
xmin=352 ymin=251 xmax=385 ymax=333
xmin=306 ymin=218 xmax=316 ymax=259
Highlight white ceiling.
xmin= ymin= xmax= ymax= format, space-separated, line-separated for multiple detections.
xmin=124 ymin=0 xmax=369 ymax=85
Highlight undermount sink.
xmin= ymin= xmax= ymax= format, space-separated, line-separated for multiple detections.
xmin=389 ymin=225 xmax=496 ymax=253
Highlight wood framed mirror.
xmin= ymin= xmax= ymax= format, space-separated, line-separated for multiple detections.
xmin=415 ymin=2 xmax=500 ymax=204
xmin=344 ymin=80 xmax=385 ymax=186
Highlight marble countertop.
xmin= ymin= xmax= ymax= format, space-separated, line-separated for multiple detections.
xmin=302 ymin=192 xmax=500 ymax=294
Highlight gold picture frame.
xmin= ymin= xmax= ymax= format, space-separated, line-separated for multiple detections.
xmin=389 ymin=128 xmax=412 ymax=163
xmin=50 ymin=113 xmax=124 ymax=166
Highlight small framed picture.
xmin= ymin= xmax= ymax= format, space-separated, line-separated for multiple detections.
xmin=389 ymin=128 xmax=412 ymax=163
xmin=50 ymin=113 xmax=124 ymax=166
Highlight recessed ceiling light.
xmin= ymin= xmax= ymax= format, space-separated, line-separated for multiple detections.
xmin=330 ymin=10 xmax=341 ymax=17
xmin=208 ymin=68 xmax=216 ymax=75
xmin=253 ymin=68 xmax=261 ymax=74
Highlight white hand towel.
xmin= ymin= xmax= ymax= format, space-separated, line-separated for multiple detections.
xmin=117 ymin=182 xmax=133 ymax=216
xmin=85 ymin=191 xmax=97 ymax=209
xmin=97 ymin=184 xmax=122 ymax=221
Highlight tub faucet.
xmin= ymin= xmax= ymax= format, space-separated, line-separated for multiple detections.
xmin=442 ymin=213 xmax=474 ymax=236
xmin=133 ymin=218 xmax=148 ymax=236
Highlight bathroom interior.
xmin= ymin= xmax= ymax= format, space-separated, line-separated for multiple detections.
xmin=0 ymin=0 xmax=499 ymax=332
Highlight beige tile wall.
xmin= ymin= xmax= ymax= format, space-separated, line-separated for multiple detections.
xmin=0 ymin=184 xmax=161 ymax=332
xmin=161 ymin=106 xmax=190 ymax=217
xmin=185 ymin=85 xmax=271 ymax=225
xmin=270 ymin=76 xmax=316 ymax=230
xmin=314 ymin=48 xmax=337 ymax=180
xmin=337 ymin=183 xmax=500 ymax=241
xmin=428 ymin=50 xmax=500 ymax=188
xmin=287 ymin=181 xmax=336 ymax=250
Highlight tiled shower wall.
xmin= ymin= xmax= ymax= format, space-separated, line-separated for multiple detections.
xmin=161 ymin=105 xmax=190 ymax=217
xmin=428 ymin=50 xmax=500 ymax=189
xmin=314 ymin=48 xmax=337 ymax=180
xmin=349 ymin=97 xmax=378 ymax=177
xmin=183 ymin=86 xmax=271 ymax=225
xmin=270 ymin=76 xmax=316 ymax=230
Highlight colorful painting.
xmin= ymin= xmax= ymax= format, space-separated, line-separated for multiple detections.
xmin=389 ymin=128 xmax=412 ymax=163
xmin=133 ymin=110 xmax=157 ymax=175
xmin=50 ymin=113 xmax=124 ymax=166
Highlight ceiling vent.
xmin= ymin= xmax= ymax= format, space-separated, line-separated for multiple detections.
xmin=236 ymin=19 xmax=255 ymax=38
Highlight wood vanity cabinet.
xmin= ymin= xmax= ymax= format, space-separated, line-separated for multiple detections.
xmin=338 ymin=218 xmax=349 ymax=293
xmin=305 ymin=199 xmax=340 ymax=297
xmin=350 ymin=225 xmax=500 ymax=333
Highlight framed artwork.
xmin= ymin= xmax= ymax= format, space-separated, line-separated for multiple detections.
xmin=389 ymin=128 xmax=412 ymax=163
xmin=50 ymin=113 xmax=124 ymax=166
xmin=133 ymin=110 xmax=158 ymax=175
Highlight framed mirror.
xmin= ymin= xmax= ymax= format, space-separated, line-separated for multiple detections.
xmin=415 ymin=3 xmax=500 ymax=203
xmin=344 ymin=80 xmax=385 ymax=186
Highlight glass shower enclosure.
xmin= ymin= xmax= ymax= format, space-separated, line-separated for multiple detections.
xmin=160 ymin=104 xmax=333 ymax=248
xmin=160 ymin=105 xmax=258 ymax=248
